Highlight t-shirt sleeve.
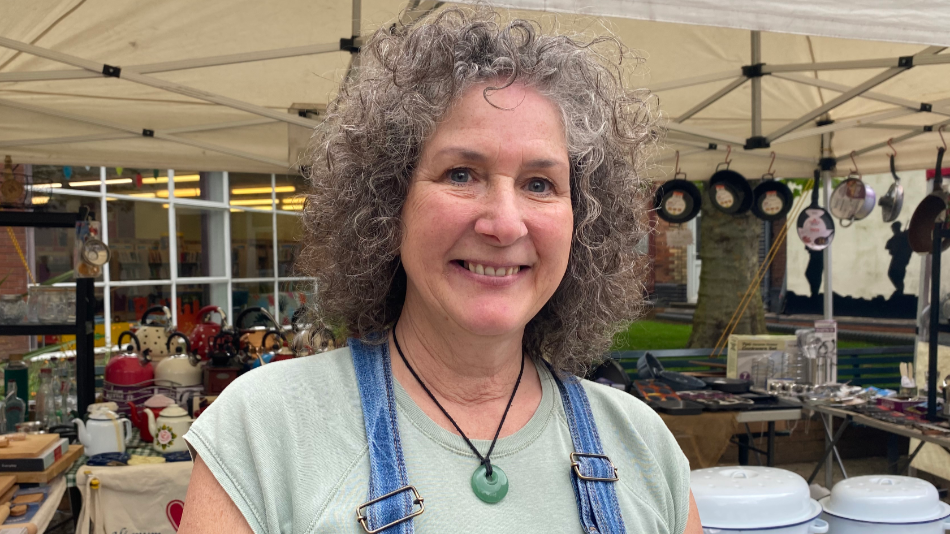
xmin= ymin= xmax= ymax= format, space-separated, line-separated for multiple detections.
xmin=184 ymin=372 xmax=270 ymax=533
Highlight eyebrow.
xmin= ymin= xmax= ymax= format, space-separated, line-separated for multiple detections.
xmin=433 ymin=146 xmax=566 ymax=170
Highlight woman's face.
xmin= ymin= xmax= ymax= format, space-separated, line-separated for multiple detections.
xmin=400 ymin=82 xmax=573 ymax=337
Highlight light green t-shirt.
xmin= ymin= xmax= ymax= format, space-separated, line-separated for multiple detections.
xmin=184 ymin=347 xmax=690 ymax=533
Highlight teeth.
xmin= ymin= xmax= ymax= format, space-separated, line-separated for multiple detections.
xmin=463 ymin=262 xmax=521 ymax=277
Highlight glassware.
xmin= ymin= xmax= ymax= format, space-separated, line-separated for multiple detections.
xmin=0 ymin=295 xmax=27 ymax=324
xmin=4 ymin=354 xmax=28 ymax=407
xmin=5 ymin=381 xmax=25 ymax=432
xmin=35 ymin=368 xmax=54 ymax=427
xmin=27 ymin=287 xmax=73 ymax=324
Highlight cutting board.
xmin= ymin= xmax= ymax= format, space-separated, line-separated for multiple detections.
xmin=0 ymin=478 xmax=13 ymax=501
xmin=0 ymin=435 xmax=59 ymax=460
xmin=14 ymin=445 xmax=83 ymax=484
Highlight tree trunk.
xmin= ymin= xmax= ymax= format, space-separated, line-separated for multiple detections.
xmin=687 ymin=189 xmax=768 ymax=348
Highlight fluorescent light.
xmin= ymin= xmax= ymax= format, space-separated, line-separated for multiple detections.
xmin=69 ymin=178 xmax=132 ymax=187
xmin=280 ymin=204 xmax=304 ymax=211
xmin=141 ymin=174 xmax=200 ymax=185
xmin=128 ymin=192 xmax=157 ymax=198
xmin=156 ymin=188 xmax=201 ymax=198
xmin=229 ymin=198 xmax=273 ymax=206
xmin=26 ymin=183 xmax=62 ymax=189
xmin=232 ymin=186 xmax=295 ymax=195
xmin=31 ymin=196 xmax=49 ymax=205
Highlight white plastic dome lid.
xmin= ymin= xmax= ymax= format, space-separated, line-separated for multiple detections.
xmin=691 ymin=467 xmax=821 ymax=529
xmin=821 ymin=476 xmax=950 ymax=524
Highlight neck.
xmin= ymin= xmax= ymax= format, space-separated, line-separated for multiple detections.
xmin=389 ymin=292 xmax=543 ymax=439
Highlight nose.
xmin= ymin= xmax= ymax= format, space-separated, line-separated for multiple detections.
xmin=474 ymin=179 xmax=528 ymax=246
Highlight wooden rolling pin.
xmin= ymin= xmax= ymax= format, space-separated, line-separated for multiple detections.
xmin=0 ymin=503 xmax=9 ymax=525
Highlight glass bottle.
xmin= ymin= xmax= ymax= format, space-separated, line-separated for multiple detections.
xmin=3 ymin=354 xmax=28 ymax=407
xmin=65 ymin=357 xmax=77 ymax=419
xmin=52 ymin=358 xmax=65 ymax=424
xmin=35 ymin=368 xmax=53 ymax=427
xmin=5 ymin=381 xmax=25 ymax=432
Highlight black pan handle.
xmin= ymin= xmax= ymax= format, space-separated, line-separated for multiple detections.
xmin=935 ymin=147 xmax=945 ymax=189
xmin=811 ymin=169 xmax=821 ymax=208
xmin=890 ymin=154 xmax=900 ymax=183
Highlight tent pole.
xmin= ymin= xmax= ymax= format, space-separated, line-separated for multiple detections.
xmin=821 ymin=129 xmax=833 ymax=320
xmin=766 ymin=45 xmax=945 ymax=143
xmin=0 ymin=118 xmax=276 ymax=149
xmin=841 ymin=117 xmax=950 ymax=160
xmin=666 ymin=123 xmax=746 ymax=145
xmin=675 ymin=78 xmax=746 ymax=123
xmin=764 ymin=49 xmax=949 ymax=73
xmin=0 ymin=97 xmax=289 ymax=168
xmin=649 ymin=70 xmax=743 ymax=92
xmin=772 ymin=72 xmax=950 ymax=117
xmin=772 ymin=108 xmax=919 ymax=144
xmin=751 ymin=31 xmax=762 ymax=138
xmin=0 ymin=36 xmax=321 ymax=129
xmin=668 ymin=137 xmax=818 ymax=164
xmin=352 ymin=0 xmax=362 ymax=38
xmin=0 ymin=42 xmax=343 ymax=83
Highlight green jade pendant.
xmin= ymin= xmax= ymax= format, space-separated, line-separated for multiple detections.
xmin=471 ymin=464 xmax=509 ymax=503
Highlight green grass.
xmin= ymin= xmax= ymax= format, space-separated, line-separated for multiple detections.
xmin=611 ymin=320 xmax=890 ymax=351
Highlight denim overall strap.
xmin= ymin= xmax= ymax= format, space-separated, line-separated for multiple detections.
xmin=351 ymin=338 xmax=422 ymax=534
xmin=549 ymin=366 xmax=627 ymax=534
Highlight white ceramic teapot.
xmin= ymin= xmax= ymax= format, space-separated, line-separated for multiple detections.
xmin=146 ymin=404 xmax=195 ymax=453
xmin=73 ymin=408 xmax=133 ymax=457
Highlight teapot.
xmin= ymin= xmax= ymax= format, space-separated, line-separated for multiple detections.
xmin=235 ymin=307 xmax=280 ymax=358
xmin=73 ymin=408 xmax=133 ymax=456
xmin=189 ymin=305 xmax=227 ymax=360
xmin=155 ymin=332 xmax=202 ymax=386
xmin=127 ymin=394 xmax=175 ymax=443
xmin=146 ymin=404 xmax=194 ymax=453
xmin=105 ymin=331 xmax=154 ymax=386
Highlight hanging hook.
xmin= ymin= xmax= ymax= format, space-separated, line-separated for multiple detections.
xmin=724 ymin=145 xmax=732 ymax=165
xmin=849 ymin=151 xmax=861 ymax=177
xmin=887 ymin=138 xmax=897 ymax=158
xmin=939 ymin=125 xmax=947 ymax=151
xmin=766 ymin=151 xmax=776 ymax=175
xmin=674 ymin=150 xmax=681 ymax=175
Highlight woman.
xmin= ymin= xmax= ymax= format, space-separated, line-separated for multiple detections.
xmin=181 ymin=7 xmax=702 ymax=533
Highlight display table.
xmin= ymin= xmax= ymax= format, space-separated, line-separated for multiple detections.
xmin=805 ymin=403 xmax=950 ymax=486
xmin=660 ymin=406 xmax=804 ymax=468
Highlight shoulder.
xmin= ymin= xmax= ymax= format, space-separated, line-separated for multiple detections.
xmin=185 ymin=347 xmax=369 ymax=532
xmin=579 ymin=378 xmax=691 ymax=534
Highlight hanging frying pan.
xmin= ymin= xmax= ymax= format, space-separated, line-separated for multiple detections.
xmin=751 ymin=155 xmax=793 ymax=221
xmin=797 ymin=170 xmax=835 ymax=251
xmin=654 ymin=173 xmax=702 ymax=223
xmin=879 ymin=141 xmax=904 ymax=223
xmin=908 ymin=146 xmax=950 ymax=253
xmin=708 ymin=166 xmax=753 ymax=215
xmin=829 ymin=152 xmax=875 ymax=226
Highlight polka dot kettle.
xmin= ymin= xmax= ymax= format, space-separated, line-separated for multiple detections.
xmin=130 ymin=306 xmax=177 ymax=362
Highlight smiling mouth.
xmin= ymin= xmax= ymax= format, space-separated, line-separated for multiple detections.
xmin=456 ymin=260 xmax=526 ymax=277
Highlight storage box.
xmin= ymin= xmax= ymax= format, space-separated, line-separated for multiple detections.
xmin=726 ymin=335 xmax=799 ymax=385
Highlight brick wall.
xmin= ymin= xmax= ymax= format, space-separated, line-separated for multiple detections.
xmin=0 ymin=226 xmax=30 ymax=356
xmin=653 ymin=218 xmax=688 ymax=285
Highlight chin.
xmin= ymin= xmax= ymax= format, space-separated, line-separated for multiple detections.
xmin=454 ymin=311 xmax=528 ymax=338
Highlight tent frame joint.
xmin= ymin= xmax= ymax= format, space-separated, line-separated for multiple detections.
xmin=898 ymin=56 xmax=914 ymax=68
xmin=816 ymin=118 xmax=834 ymax=127
xmin=925 ymin=125 xmax=935 ymax=132
xmin=707 ymin=142 xmax=718 ymax=150
xmin=921 ymin=103 xmax=933 ymax=112
xmin=819 ymin=157 xmax=836 ymax=171
xmin=142 ymin=129 xmax=155 ymax=137
xmin=340 ymin=37 xmax=362 ymax=54
xmin=744 ymin=136 xmax=770 ymax=150
xmin=742 ymin=63 xmax=767 ymax=78
xmin=102 ymin=64 xmax=121 ymax=78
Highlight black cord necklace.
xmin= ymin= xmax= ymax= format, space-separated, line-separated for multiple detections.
xmin=392 ymin=323 xmax=524 ymax=504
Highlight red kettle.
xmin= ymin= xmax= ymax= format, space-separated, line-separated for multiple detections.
xmin=189 ymin=306 xmax=227 ymax=360
xmin=105 ymin=331 xmax=154 ymax=385
xmin=127 ymin=394 xmax=175 ymax=443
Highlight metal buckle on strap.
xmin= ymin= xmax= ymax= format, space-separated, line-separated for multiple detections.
xmin=356 ymin=485 xmax=425 ymax=534
xmin=570 ymin=452 xmax=619 ymax=482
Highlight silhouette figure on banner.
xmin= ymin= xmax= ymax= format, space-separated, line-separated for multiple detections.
xmin=885 ymin=221 xmax=913 ymax=295
xmin=805 ymin=249 xmax=823 ymax=299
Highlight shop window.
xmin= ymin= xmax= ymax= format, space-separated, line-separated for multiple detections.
xmin=277 ymin=281 xmax=310 ymax=326
xmin=232 ymin=282 xmax=274 ymax=322
xmin=230 ymin=210 xmax=274 ymax=279
xmin=106 ymin=200 xmax=171 ymax=281
xmin=276 ymin=213 xmax=303 ymax=277
xmin=175 ymin=207 xmax=227 ymax=278
xmin=108 ymin=284 xmax=172 ymax=328
xmin=176 ymin=283 xmax=228 ymax=334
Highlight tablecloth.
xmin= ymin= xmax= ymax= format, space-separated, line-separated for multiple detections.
xmin=65 ymin=430 xmax=164 ymax=488
xmin=659 ymin=411 xmax=740 ymax=469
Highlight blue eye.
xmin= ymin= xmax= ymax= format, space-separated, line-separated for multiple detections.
xmin=527 ymin=178 xmax=550 ymax=193
xmin=449 ymin=169 xmax=471 ymax=183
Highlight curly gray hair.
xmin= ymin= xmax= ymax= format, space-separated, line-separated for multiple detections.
xmin=300 ymin=5 xmax=657 ymax=374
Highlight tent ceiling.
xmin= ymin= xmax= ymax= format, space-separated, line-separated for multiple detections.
xmin=2 ymin=1 xmax=950 ymax=180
